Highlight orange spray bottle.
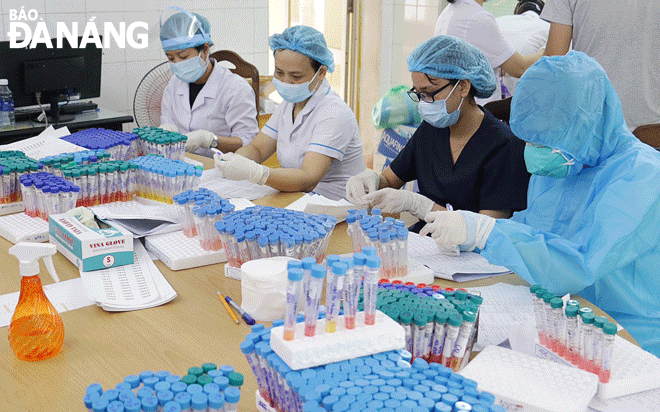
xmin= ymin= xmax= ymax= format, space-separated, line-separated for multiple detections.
xmin=8 ymin=242 xmax=64 ymax=361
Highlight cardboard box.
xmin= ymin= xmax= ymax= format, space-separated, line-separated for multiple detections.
xmin=49 ymin=214 xmax=134 ymax=272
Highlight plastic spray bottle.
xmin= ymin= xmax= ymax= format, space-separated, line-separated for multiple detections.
xmin=8 ymin=242 xmax=64 ymax=361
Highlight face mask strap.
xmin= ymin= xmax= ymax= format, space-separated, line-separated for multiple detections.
xmin=551 ymin=148 xmax=576 ymax=166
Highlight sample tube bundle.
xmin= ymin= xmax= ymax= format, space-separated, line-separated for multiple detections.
xmin=40 ymin=149 xmax=112 ymax=176
xmin=214 ymin=206 xmax=337 ymax=268
xmin=19 ymin=172 xmax=80 ymax=220
xmin=61 ymin=128 xmax=140 ymax=161
xmin=242 ymin=323 xmax=506 ymax=412
xmin=377 ymin=282 xmax=482 ymax=372
xmin=57 ymin=160 xmax=136 ymax=206
xmin=346 ymin=209 xmax=409 ymax=278
xmin=530 ymin=285 xmax=617 ymax=383
xmin=133 ymin=126 xmax=188 ymax=161
xmin=129 ymin=155 xmax=203 ymax=204
xmin=0 ymin=150 xmax=41 ymax=204
xmin=173 ymin=188 xmax=235 ymax=250
xmin=83 ymin=364 xmax=242 ymax=412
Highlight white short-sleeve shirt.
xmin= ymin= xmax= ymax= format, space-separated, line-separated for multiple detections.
xmin=261 ymin=79 xmax=365 ymax=201
xmin=160 ymin=60 xmax=259 ymax=146
xmin=434 ymin=0 xmax=516 ymax=104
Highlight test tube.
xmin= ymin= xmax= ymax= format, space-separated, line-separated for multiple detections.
xmin=565 ymin=305 xmax=579 ymax=365
xmin=346 ymin=213 xmax=361 ymax=253
xmin=363 ymin=255 xmax=381 ymax=325
xmin=325 ymin=261 xmax=346 ymax=333
xmin=396 ymin=228 xmax=408 ymax=278
xmin=301 ymin=257 xmax=316 ymax=309
xmin=399 ymin=311 xmax=413 ymax=353
xmin=541 ymin=292 xmax=555 ymax=349
xmin=304 ymin=264 xmax=326 ymax=337
xmin=530 ymin=286 xmax=546 ymax=344
xmin=599 ymin=322 xmax=617 ymax=383
xmin=449 ymin=310 xmax=477 ymax=371
xmin=344 ymin=254 xmax=364 ymax=329
xmin=441 ymin=313 xmax=462 ymax=367
xmin=412 ymin=313 xmax=429 ymax=361
xmin=236 ymin=232 xmax=251 ymax=263
xmin=579 ymin=311 xmax=595 ymax=371
xmin=429 ymin=311 xmax=448 ymax=363
xmin=550 ymin=297 xmax=565 ymax=355
xmin=257 ymin=235 xmax=270 ymax=259
xmin=284 ymin=268 xmax=303 ymax=340
xmin=377 ymin=231 xmax=391 ymax=278
xmin=592 ymin=316 xmax=607 ymax=375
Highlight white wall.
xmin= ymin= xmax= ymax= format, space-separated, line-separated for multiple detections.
xmin=0 ymin=0 xmax=270 ymax=131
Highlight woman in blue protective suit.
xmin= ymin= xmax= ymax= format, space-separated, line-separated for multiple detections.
xmin=420 ymin=51 xmax=660 ymax=357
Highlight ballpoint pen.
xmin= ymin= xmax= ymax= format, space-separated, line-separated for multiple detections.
xmin=217 ymin=292 xmax=239 ymax=325
xmin=225 ymin=295 xmax=256 ymax=325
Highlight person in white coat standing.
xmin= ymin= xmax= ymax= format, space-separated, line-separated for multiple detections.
xmin=158 ymin=8 xmax=258 ymax=154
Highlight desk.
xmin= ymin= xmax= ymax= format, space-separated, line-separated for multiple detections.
xmin=0 ymin=157 xmax=638 ymax=411
xmin=0 ymin=108 xmax=134 ymax=144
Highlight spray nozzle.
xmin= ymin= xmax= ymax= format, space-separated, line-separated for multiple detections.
xmin=8 ymin=242 xmax=60 ymax=283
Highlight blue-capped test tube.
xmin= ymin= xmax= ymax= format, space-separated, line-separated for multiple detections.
xmin=325 ymin=261 xmax=346 ymax=333
xmin=364 ymin=255 xmax=381 ymax=325
xmin=284 ymin=268 xmax=303 ymax=340
xmin=396 ymin=228 xmax=408 ymax=277
xmin=301 ymin=257 xmax=316 ymax=309
xmin=304 ymin=264 xmax=326 ymax=337
xmin=344 ymin=254 xmax=364 ymax=329
xmin=377 ymin=231 xmax=391 ymax=279
xmin=257 ymin=235 xmax=270 ymax=259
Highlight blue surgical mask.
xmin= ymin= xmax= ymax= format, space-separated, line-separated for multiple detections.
xmin=524 ymin=144 xmax=581 ymax=178
xmin=417 ymin=82 xmax=463 ymax=128
xmin=169 ymin=52 xmax=209 ymax=83
xmin=273 ymin=68 xmax=321 ymax=103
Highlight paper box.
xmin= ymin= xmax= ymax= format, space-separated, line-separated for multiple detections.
xmin=49 ymin=214 xmax=134 ymax=271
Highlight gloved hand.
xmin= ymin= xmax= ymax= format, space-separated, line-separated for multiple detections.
xmin=185 ymin=129 xmax=216 ymax=152
xmin=346 ymin=169 xmax=380 ymax=205
xmin=158 ymin=123 xmax=179 ymax=132
xmin=419 ymin=210 xmax=496 ymax=252
xmin=362 ymin=188 xmax=434 ymax=220
xmin=214 ymin=152 xmax=270 ymax=185
xmin=64 ymin=207 xmax=99 ymax=229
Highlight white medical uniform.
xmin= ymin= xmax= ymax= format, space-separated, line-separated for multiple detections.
xmin=160 ymin=59 xmax=259 ymax=146
xmin=261 ymin=79 xmax=365 ymax=201
xmin=434 ymin=0 xmax=516 ymax=105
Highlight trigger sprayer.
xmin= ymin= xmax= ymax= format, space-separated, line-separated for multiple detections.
xmin=7 ymin=242 xmax=65 ymax=361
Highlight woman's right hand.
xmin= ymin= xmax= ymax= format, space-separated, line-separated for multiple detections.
xmin=346 ymin=169 xmax=380 ymax=205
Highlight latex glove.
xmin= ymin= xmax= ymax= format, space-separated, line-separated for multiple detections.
xmin=420 ymin=210 xmax=495 ymax=252
xmin=346 ymin=169 xmax=380 ymax=205
xmin=158 ymin=123 xmax=179 ymax=132
xmin=64 ymin=207 xmax=99 ymax=229
xmin=362 ymin=188 xmax=434 ymax=220
xmin=214 ymin=152 xmax=270 ymax=185
xmin=184 ymin=129 xmax=216 ymax=152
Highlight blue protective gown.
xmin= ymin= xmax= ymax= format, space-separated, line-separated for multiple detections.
xmin=479 ymin=51 xmax=660 ymax=357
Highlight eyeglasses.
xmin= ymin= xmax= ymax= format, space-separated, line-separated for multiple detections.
xmin=407 ymin=81 xmax=454 ymax=103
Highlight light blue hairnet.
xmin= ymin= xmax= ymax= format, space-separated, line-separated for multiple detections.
xmin=269 ymin=25 xmax=335 ymax=73
xmin=479 ymin=51 xmax=660 ymax=357
xmin=406 ymin=35 xmax=496 ymax=99
xmin=160 ymin=9 xmax=214 ymax=51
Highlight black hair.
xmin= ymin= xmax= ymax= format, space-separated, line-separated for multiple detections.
xmin=447 ymin=0 xmax=456 ymax=3
xmin=309 ymin=58 xmax=322 ymax=72
xmin=425 ymin=74 xmax=477 ymax=103
xmin=515 ymin=0 xmax=545 ymax=15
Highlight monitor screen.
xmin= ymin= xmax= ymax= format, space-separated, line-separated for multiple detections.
xmin=0 ymin=37 xmax=101 ymax=108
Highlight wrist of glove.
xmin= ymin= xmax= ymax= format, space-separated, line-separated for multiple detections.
xmin=346 ymin=169 xmax=380 ymax=205
xmin=214 ymin=152 xmax=270 ymax=185
xmin=362 ymin=188 xmax=434 ymax=219
xmin=158 ymin=123 xmax=179 ymax=133
xmin=420 ymin=210 xmax=495 ymax=252
xmin=185 ymin=130 xmax=216 ymax=152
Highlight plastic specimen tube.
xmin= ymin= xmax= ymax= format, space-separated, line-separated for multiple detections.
xmin=550 ymin=297 xmax=565 ymax=356
xmin=344 ymin=254 xmax=365 ymax=329
xmin=412 ymin=313 xmax=428 ymax=360
xmin=396 ymin=228 xmax=408 ymax=277
xmin=579 ymin=312 xmax=595 ymax=370
xmin=363 ymin=255 xmax=381 ymax=325
xmin=599 ymin=322 xmax=617 ymax=383
xmin=400 ymin=311 xmax=413 ymax=353
xmin=284 ymin=268 xmax=303 ymax=341
xmin=542 ymin=292 xmax=555 ymax=348
xmin=301 ymin=257 xmax=316 ymax=309
xmin=429 ymin=311 xmax=448 ymax=363
xmin=450 ymin=310 xmax=477 ymax=371
xmin=592 ymin=316 xmax=607 ymax=375
xmin=565 ymin=305 xmax=579 ymax=365
xmin=441 ymin=313 xmax=463 ymax=367
xmin=304 ymin=264 xmax=326 ymax=337
xmin=325 ymin=262 xmax=346 ymax=333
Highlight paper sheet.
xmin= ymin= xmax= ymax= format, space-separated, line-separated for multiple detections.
xmin=229 ymin=198 xmax=256 ymax=211
xmin=0 ymin=277 xmax=96 ymax=327
xmin=90 ymin=201 xmax=182 ymax=237
xmin=588 ymin=387 xmax=660 ymax=411
xmin=1 ymin=126 xmax=85 ymax=159
xmin=199 ymin=169 xmax=278 ymax=200
xmin=407 ymin=232 xmax=511 ymax=281
xmin=286 ymin=193 xmax=355 ymax=222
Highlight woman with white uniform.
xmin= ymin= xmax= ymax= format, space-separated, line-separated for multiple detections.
xmin=215 ymin=25 xmax=365 ymax=201
xmin=158 ymin=8 xmax=258 ymax=153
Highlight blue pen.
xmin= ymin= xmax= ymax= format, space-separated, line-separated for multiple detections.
xmin=225 ymin=295 xmax=256 ymax=325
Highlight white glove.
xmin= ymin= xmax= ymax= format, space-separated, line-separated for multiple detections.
xmin=214 ymin=152 xmax=270 ymax=185
xmin=362 ymin=188 xmax=434 ymax=220
xmin=65 ymin=207 xmax=99 ymax=229
xmin=158 ymin=123 xmax=179 ymax=132
xmin=184 ymin=129 xmax=216 ymax=152
xmin=420 ymin=210 xmax=496 ymax=252
xmin=346 ymin=169 xmax=380 ymax=205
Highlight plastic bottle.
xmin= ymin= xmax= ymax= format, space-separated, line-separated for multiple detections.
xmin=0 ymin=79 xmax=15 ymax=128
xmin=7 ymin=242 xmax=64 ymax=361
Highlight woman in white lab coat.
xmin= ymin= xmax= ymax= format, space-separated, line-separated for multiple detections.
xmin=214 ymin=26 xmax=365 ymax=201
xmin=158 ymin=8 xmax=258 ymax=153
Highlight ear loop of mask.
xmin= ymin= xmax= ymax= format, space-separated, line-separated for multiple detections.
xmin=551 ymin=148 xmax=576 ymax=166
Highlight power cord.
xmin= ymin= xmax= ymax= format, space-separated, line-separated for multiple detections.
xmin=35 ymin=92 xmax=48 ymax=127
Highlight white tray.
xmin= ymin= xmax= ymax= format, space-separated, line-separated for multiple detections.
xmin=0 ymin=212 xmax=49 ymax=243
xmin=255 ymin=390 xmax=277 ymax=412
xmin=144 ymin=230 xmax=227 ymax=271
xmin=0 ymin=201 xmax=24 ymax=216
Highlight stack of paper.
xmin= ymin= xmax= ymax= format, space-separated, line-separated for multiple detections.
xmin=286 ymin=193 xmax=356 ymax=222
xmin=90 ymin=201 xmax=182 ymax=237
xmin=79 ymin=242 xmax=177 ymax=312
xmin=407 ymin=232 xmax=512 ymax=282
xmin=199 ymin=169 xmax=278 ymax=200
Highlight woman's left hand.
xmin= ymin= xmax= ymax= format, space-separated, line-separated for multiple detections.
xmin=362 ymin=188 xmax=434 ymax=219
xmin=214 ymin=152 xmax=270 ymax=185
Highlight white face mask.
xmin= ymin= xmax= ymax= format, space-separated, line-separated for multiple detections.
xmin=417 ymin=82 xmax=463 ymax=128
xmin=272 ymin=68 xmax=321 ymax=103
xmin=169 ymin=52 xmax=209 ymax=83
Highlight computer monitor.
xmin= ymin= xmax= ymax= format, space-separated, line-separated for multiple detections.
xmin=0 ymin=37 xmax=102 ymax=123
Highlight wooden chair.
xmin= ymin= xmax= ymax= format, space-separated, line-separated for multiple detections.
xmin=633 ymin=124 xmax=660 ymax=149
xmin=483 ymin=96 xmax=513 ymax=125
xmin=210 ymin=50 xmax=260 ymax=120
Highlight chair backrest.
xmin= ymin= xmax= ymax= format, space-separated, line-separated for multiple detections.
xmin=483 ymin=97 xmax=512 ymax=125
xmin=210 ymin=50 xmax=260 ymax=120
xmin=633 ymin=124 xmax=660 ymax=149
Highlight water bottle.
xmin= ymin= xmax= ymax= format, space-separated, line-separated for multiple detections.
xmin=0 ymin=79 xmax=16 ymax=128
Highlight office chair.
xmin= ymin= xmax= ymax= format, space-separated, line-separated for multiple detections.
xmin=633 ymin=124 xmax=660 ymax=150
xmin=483 ymin=97 xmax=513 ymax=125
xmin=210 ymin=50 xmax=260 ymax=120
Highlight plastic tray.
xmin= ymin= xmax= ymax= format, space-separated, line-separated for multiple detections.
xmin=0 ymin=202 xmax=24 ymax=216
xmin=144 ymin=230 xmax=227 ymax=271
xmin=255 ymin=390 xmax=277 ymax=412
xmin=0 ymin=212 xmax=49 ymax=243
xmin=270 ymin=310 xmax=405 ymax=370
